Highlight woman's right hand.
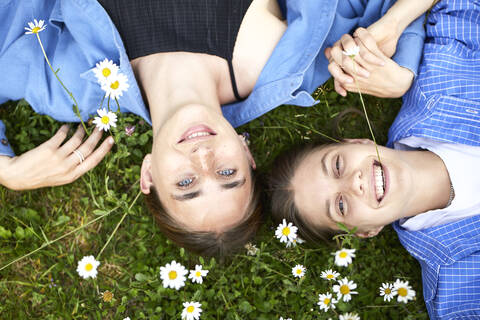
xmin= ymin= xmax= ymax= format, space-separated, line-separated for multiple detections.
xmin=0 ymin=125 xmax=114 ymax=191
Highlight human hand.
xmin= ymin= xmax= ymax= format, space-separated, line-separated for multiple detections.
xmin=0 ymin=125 xmax=114 ymax=191
xmin=364 ymin=18 xmax=402 ymax=58
xmin=325 ymin=28 xmax=413 ymax=98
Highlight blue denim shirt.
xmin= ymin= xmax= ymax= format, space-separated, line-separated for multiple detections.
xmin=0 ymin=0 xmax=425 ymax=156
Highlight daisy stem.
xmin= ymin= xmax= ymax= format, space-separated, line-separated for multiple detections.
xmin=0 ymin=206 xmax=120 ymax=272
xmin=99 ymin=95 xmax=105 ymax=109
xmin=35 ymin=33 xmax=89 ymax=135
xmin=107 ymin=96 xmax=111 ymax=112
xmin=350 ymin=57 xmax=381 ymax=163
xmin=282 ymin=118 xmax=340 ymax=143
xmin=96 ymin=190 xmax=142 ymax=260
xmin=115 ymin=97 xmax=121 ymax=113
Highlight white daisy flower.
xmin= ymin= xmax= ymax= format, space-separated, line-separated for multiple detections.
xmin=101 ymin=72 xmax=129 ymax=100
xmin=317 ymin=292 xmax=337 ymax=312
xmin=159 ymin=260 xmax=188 ymax=290
xmin=393 ymin=279 xmax=416 ymax=303
xmin=76 ymin=255 xmax=100 ymax=279
xmin=342 ymin=45 xmax=360 ymax=58
xmin=123 ymin=318 xmax=131 ymax=320
xmin=25 ymin=19 xmax=46 ymax=34
xmin=379 ymin=282 xmax=397 ymax=302
xmin=333 ymin=278 xmax=358 ymax=302
xmin=279 ymin=317 xmax=292 ymax=320
xmin=320 ymin=269 xmax=340 ymax=281
xmin=292 ymin=264 xmax=306 ymax=278
xmin=188 ymin=265 xmax=209 ymax=284
xmin=181 ymin=301 xmax=202 ymax=320
xmin=333 ymin=248 xmax=356 ymax=267
xmin=93 ymin=58 xmax=119 ymax=85
xmin=275 ymin=219 xmax=298 ymax=243
xmin=286 ymin=237 xmax=305 ymax=248
xmin=93 ymin=108 xmax=118 ymax=132
xmin=339 ymin=312 xmax=360 ymax=320
xmin=245 ymin=242 xmax=259 ymax=256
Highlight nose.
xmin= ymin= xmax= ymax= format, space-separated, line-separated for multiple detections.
xmin=349 ymin=170 xmax=364 ymax=196
xmin=191 ymin=145 xmax=214 ymax=172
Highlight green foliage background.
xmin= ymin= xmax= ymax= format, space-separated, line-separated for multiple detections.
xmin=0 ymin=81 xmax=427 ymax=319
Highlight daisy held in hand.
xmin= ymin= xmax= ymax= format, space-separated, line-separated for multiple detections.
xmin=188 ymin=265 xmax=209 ymax=284
xmin=159 ymin=260 xmax=188 ymax=290
xmin=275 ymin=219 xmax=298 ymax=243
xmin=24 ymin=19 xmax=46 ymax=34
xmin=182 ymin=301 xmax=202 ymax=320
xmin=333 ymin=278 xmax=358 ymax=302
xmin=379 ymin=282 xmax=396 ymax=302
xmin=76 ymin=255 xmax=100 ymax=279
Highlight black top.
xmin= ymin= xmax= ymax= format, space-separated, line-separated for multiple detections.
xmin=98 ymin=0 xmax=253 ymax=101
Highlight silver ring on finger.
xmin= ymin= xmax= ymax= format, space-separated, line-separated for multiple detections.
xmin=73 ymin=149 xmax=85 ymax=164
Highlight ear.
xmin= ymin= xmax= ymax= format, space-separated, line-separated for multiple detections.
xmin=343 ymin=138 xmax=374 ymax=145
xmin=140 ymin=153 xmax=153 ymax=194
xmin=239 ymin=134 xmax=256 ymax=170
xmin=356 ymin=226 xmax=384 ymax=238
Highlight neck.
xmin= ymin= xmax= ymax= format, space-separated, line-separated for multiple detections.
xmin=401 ymin=150 xmax=452 ymax=218
xmin=131 ymin=53 xmax=223 ymax=137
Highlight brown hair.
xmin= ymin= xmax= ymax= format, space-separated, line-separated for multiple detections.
xmin=145 ymin=168 xmax=262 ymax=257
xmin=268 ymin=143 xmax=339 ymax=244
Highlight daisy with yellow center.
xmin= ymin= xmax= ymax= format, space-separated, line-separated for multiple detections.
xmin=342 ymin=45 xmax=360 ymax=59
xmin=286 ymin=236 xmax=304 ymax=248
xmin=339 ymin=312 xmax=361 ymax=320
xmin=93 ymin=59 xmax=119 ymax=85
xmin=379 ymin=282 xmax=396 ymax=302
xmin=24 ymin=19 xmax=46 ymax=34
xmin=101 ymin=73 xmax=130 ymax=100
xmin=333 ymin=248 xmax=356 ymax=267
xmin=291 ymin=264 xmax=306 ymax=278
xmin=76 ymin=255 xmax=100 ymax=279
xmin=181 ymin=301 xmax=202 ymax=320
xmin=333 ymin=278 xmax=358 ymax=302
xmin=393 ymin=279 xmax=416 ymax=303
xmin=320 ymin=269 xmax=340 ymax=281
xmin=159 ymin=260 xmax=187 ymax=290
xmin=93 ymin=108 xmax=118 ymax=132
xmin=275 ymin=219 xmax=298 ymax=243
xmin=188 ymin=264 xmax=209 ymax=284
xmin=317 ymin=292 xmax=337 ymax=312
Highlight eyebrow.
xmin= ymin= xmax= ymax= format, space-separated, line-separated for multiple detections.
xmin=171 ymin=178 xmax=247 ymax=201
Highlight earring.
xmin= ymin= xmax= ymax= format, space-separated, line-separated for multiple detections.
xmin=241 ymin=132 xmax=250 ymax=146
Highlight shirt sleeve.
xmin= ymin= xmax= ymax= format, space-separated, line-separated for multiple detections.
xmin=391 ymin=13 xmax=426 ymax=78
xmin=0 ymin=120 xmax=15 ymax=157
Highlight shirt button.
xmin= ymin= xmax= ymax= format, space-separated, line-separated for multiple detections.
xmin=1 ymin=139 xmax=8 ymax=146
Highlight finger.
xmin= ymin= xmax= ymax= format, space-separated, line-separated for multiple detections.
xmin=47 ymin=125 xmax=70 ymax=148
xmin=356 ymin=38 xmax=385 ymax=67
xmin=73 ymin=136 xmax=115 ymax=178
xmin=353 ymin=28 xmax=388 ymax=62
xmin=328 ymin=61 xmax=353 ymax=86
xmin=334 ymin=78 xmax=347 ymax=97
xmin=69 ymin=128 xmax=104 ymax=165
xmin=324 ymin=47 xmax=332 ymax=60
xmin=330 ymin=40 xmax=370 ymax=79
xmin=60 ymin=125 xmax=86 ymax=155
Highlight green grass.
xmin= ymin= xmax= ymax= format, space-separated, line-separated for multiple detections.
xmin=0 ymin=81 xmax=427 ymax=319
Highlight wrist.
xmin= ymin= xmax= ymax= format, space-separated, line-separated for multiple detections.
xmin=0 ymin=155 xmax=15 ymax=189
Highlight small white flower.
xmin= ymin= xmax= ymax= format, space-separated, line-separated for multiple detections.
xmin=76 ymin=255 xmax=100 ymax=279
xmin=93 ymin=108 xmax=118 ymax=132
xmin=123 ymin=318 xmax=131 ymax=320
xmin=159 ymin=260 xmax=188 ymax=290
xmin=339 ymin=312 xmax=361 ymax=320
xmin=93 ymin=59 xmax=119 ymax=85
xmin=317 ymin=292 xmax=337 ymax=312
xmin=292 ymin=264 xmax=306 ymax=278
xmin=320 ymin=269 xmax=340 ymax=281
xmin=333 ymin=278 xmax=358 ymax=302
xmin=279 ymin=317 xmax=292 ymax=320
xmin=342 ymin=46 xmax=360 ymax=58
xmin=188 ymin=265 xmax=208 ymax=284
xmin=245 ymin=242 xmax=259 ymax=256
xmin=393 ymin=279 xmax=416 ymax=303
xmin=275 ymin=219 xmax=298 ymax=243
xmin=379 ymin=282 xmax=397 ymax=302
xmin=333 ymin=248 xmax=356 ymax=267
xmin=182 ymin=301 xmax=202 ymax=320
xmin=25 ymin=19 xmax=46 ymax=34
xmin=101 ymin=72 xmax=129 ymax=100
xmin=286 ymin=237 xmax=305 ymax=248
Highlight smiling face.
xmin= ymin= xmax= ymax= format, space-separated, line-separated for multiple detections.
xmin=291 ymin=142 xmax=416 ymax=236
xmin=140 ymin=104 xmax=256 ymax=233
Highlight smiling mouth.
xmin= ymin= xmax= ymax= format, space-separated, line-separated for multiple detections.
xmin=178 ymin=125 xmax=217 ymax=143
xmin=373 ymin=160 xmax=386 ymax=202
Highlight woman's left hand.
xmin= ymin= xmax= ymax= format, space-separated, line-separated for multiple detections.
xmin=325 ymin=28 xmax=414 ymax=98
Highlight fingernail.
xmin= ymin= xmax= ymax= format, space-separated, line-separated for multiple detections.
xmin=346 ymin=78 xmax=353 ymax=83
xmin=108 ymin=136 xmax=114 ymax=144
xmin=362 ymin=71 xmax=370 ymax=78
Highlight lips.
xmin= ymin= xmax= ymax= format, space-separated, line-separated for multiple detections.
xmin=177 ymin=125 xmax=217 ymax=143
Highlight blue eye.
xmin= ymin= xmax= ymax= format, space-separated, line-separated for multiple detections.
xmin=218 ymin=169 xmax=236 ymax=176
xmin=178 ymin=177 xmax=194 ymax=187
xmin=338 ymin=195 xmax=345 ymax=215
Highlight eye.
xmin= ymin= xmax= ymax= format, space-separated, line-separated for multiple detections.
xmin=335 ymin=155 xmax=341 ymax=176
xmin=338 ymin=194 xmax=345 ymax=216
xmin=177 ymin=177 xmax=194 ymax=188
xmin=217 ymin=169 xmax=236 ymax=177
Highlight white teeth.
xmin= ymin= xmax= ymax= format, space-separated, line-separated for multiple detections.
xmin=186 ymin=131 xmax=211 ymax=140
xmin=374 ymin=165 xmax=384 ymax=200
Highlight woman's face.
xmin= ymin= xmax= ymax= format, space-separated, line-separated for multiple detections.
xmin=291 ymin=142 xmax=415 ymax=236
xmin=141 ymin=104 xmax=255 ymax=232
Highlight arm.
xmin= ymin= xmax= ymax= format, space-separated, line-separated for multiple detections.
xmin=0 ymin=125 xmax=114 ymax=191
